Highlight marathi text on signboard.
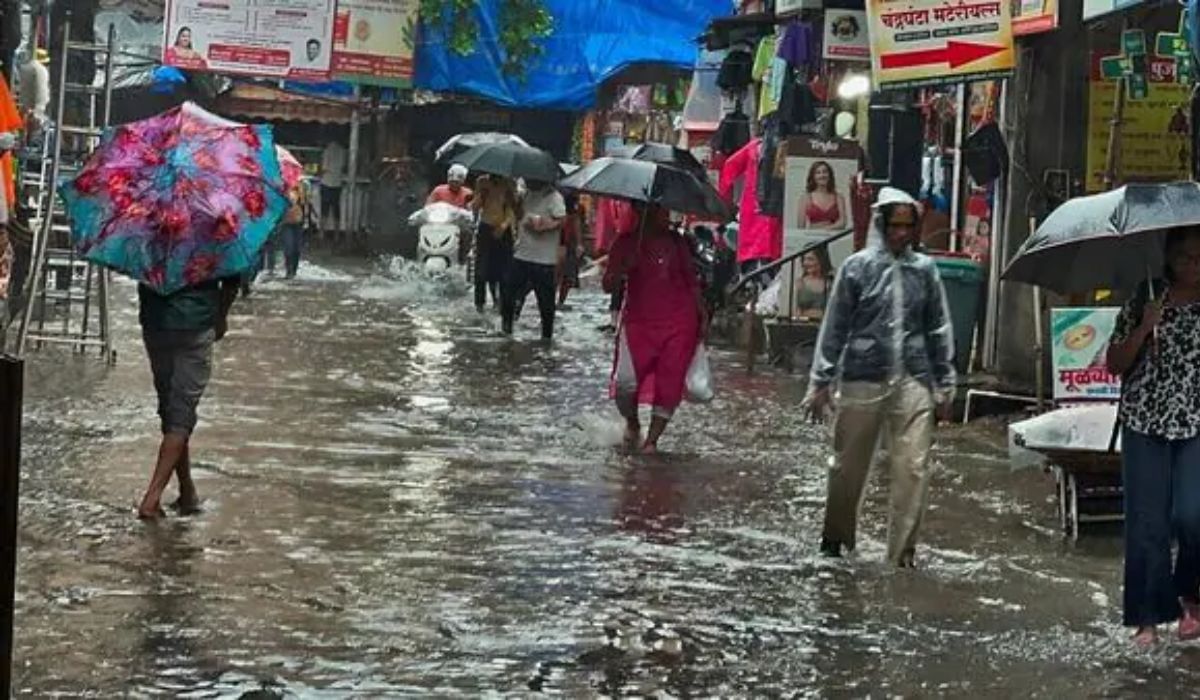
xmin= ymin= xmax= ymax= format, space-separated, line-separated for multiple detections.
xmin=332 ymin=0 xmax=419 ymax=87
xmin=824 ymin=10 xmax=871 ymax=61
xmin=1050 ymin=307 xmax=1121 ymax=401
xmin=1085 ymin=55 xmax=1190 ymax=193
xmin=866 ymin=0 xmax=1016 ymax=89
xmin=163 ymin=0 xmax=338 ymax=81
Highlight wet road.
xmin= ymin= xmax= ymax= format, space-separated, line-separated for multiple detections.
xmin=10 ymin=256 xmax=1200 ymax=696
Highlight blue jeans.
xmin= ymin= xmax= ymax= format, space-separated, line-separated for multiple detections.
xmin=281 ymin=223 xmax=303 ymax=277
xmin=1122 ymin=427 xmax=1200 ymax=626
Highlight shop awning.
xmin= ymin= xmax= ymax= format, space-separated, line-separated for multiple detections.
xmin=211 ymin=83 xmax=362 ymax=124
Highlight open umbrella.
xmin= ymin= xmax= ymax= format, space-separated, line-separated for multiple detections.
xmin=451 ymin=141 xmax=562 ymax=183
xmin=612 ymin=142 xmax=708 ymax=178
xmin=61 ymin=102 xmax=289 ymax=295
xmin=435 ymin=132 xmax=529 ymax=165
xmin=559 ymin=157 xmax=729 ymax=219
xmin=1002 ymin=181 xmax=1200 ymax=295
xmin=276 ymin=145 xmax=304 ymax=189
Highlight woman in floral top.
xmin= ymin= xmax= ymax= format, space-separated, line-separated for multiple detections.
xmin=1107 ymin=227 xmax=1200 ymax=646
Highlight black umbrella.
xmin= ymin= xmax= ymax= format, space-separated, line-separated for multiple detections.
xmin=559 ymin=157 xmax=729 ymax=219
xmin=1002 ymin=181 xmax=1200 ymax=294
xmin=434 ymin=132 xmax=528 ymax=165
xmin=612 ymin=142 xmax=708 ymax=178
xmin=451 ymin=142 xmax=562 ymax=183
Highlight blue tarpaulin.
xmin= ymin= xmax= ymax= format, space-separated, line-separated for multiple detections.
xmin=415 ymin=0 xmax=735 ymax=110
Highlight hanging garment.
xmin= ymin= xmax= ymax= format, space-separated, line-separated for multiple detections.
xmin=717 ymin=49 xmax=754 ymax=92
xmin=777 ymin=20 xmax=821 ymax=71
xmin=753 ymin=35 xmax=780 ymax=119
xmin=756 ymin=115 xmax=786 ymax=217
xmin=718 ymin=138 xmax=783 ymax=264
xmin=712 ymin=108 xmax=752 ymax=157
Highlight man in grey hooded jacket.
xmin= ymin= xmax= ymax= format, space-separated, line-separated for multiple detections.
xmin=804 ymin=187 xmax=956 ymax=567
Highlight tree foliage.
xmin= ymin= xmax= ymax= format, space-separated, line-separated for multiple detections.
xmin=415 ymin=0 xmax=553 ymax=78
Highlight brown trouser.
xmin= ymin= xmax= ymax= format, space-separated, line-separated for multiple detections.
xmin=823 ymin=376 xmax=935 ymax=564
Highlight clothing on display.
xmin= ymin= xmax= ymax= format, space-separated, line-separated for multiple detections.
xmin=718 ymin=138 xmax=783 ymax=264
xmin=616 ymin=85 xmax=653 ymax=114
xmin=756 ymin=114 xmax=786 ymax=217
xmin=778 ymin=20 xmax=821 ymax=71
xmin=778 ymin=72 xmax=817 ymax=131
xmin=753 ymin=34 xmax=784 ymax=119
xmin=713 ymin=107 xmax=752 ymax=157
xmin=717 ymin=49 xmax=754 ymax=92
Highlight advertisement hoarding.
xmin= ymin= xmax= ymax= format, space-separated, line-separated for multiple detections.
xmin=163 ymin=0 xmax=338 ymax=81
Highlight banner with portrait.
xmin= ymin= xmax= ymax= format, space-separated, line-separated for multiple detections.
xmin=163 ymin=0 xmax=338 ymax=81
xmin=332 ymin=0 xmax=419 ymax=87
xmin=780 ymin=138 xmax=864 ymax=319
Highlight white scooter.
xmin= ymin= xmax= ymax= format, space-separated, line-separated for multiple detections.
xmin=408 ymin=202 xmax=473 ymax=274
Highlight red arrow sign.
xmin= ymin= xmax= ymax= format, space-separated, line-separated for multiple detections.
xmin=880 ymin=41 xmax=1006 ymax=70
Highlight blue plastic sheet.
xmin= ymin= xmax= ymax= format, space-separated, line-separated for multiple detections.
xmin=415 ymin=0 xmax=736 ymax=110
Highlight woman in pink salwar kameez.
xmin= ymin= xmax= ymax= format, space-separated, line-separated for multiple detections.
xmin=603 ymin=206 xmax=706 ymax=454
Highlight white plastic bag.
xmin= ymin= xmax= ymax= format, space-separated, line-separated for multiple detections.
xmin=686 ymin=343 xmax=715 ymax=403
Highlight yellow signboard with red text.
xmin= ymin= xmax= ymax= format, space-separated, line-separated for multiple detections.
xmin=866 ymin=0 xmax=1016 ymax=89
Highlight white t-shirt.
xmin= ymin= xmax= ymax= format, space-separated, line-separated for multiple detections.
xmin=514 ymin=188 xmax=566 ymax=266
xmin=17 ymin=60 xmax=49 ymax=118
xmin=320 ymin=142 xmax=347 ymax=188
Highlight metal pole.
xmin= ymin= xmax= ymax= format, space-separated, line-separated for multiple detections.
xmin=346 ymin=84 xmax=362 ymax=239
xmin=983 ymin=79 xmax=1008 ymax=369
xmin=0 ymin=354 xmax=24 ymax=697
xmin=1103 ymin=24 xmax=1128 ymax=191
xmin=949 ymin=84 xmax=967 ymax=252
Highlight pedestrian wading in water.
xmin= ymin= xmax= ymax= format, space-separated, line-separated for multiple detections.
xmin=1106 ymin=226 xmax=1200 ymax=647
xmin=804 ymin=187 xmax=956 ymax=567
xmin=136 ymin=277 xmax=239 ymax=520
xmin=604 ymin=204 xmax=707 ymax=454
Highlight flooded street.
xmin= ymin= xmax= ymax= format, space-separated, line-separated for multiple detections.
xmin=8 ymin=256 xmax=1199 ymax=696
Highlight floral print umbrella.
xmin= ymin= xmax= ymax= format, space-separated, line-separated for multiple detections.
xmin=62 ymin=102 xmax=289 ymax=295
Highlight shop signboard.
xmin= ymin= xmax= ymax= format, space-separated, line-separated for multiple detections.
xmin=1085 ymin=53 xmax=1190 ymax=192
xmin=1050 ymin=307 xmax=1121 ymax=401
xmin=163 ymin=0 xmax=338 ymax=81
xmin=332 ymin=0 xmax=419 ymax=86
xmin=824 ymin=10 xmax=871 ymax=61
xmin=1082 ymin=0 xmax=1144 ymax=22
xmin=866 ymin=0 xmax=1016 ymax=89
xmin=777 ymin=0 xmax=822 ymax=16
xmin=780 ymin=138 xmax=863 ymax=318
xmin=1012 ymin=0 xmax=1059 ymax=35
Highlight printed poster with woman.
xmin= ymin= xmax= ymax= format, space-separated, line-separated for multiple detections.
xmin=780 ymin=138 xmax=863 ymax=318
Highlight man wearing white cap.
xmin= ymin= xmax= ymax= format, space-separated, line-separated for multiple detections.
xmin=427 ymin=164 xmax=474 ymax=209
xmin=804 ymin=186 xmax=956 ymax=567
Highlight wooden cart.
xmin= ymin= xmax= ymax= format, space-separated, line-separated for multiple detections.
xmin=1027 ymin=446 xmax=1123 ymax=540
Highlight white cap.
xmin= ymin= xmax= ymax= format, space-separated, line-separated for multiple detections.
xmin=871 ymin=186 xmax=921 ymax=213
xmin=448 ymin=164 xmax=468 ymax=182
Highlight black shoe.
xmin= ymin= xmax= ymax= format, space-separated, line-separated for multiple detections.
xmin=819 ymin=537 xmax=843 ymax=558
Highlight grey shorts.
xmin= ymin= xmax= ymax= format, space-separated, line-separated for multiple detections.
xmin=143 ymin=328 xmax=215 ymax=435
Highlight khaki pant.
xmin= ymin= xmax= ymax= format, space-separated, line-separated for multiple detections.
xmin=822 ymin=377 xmax=935 ymax=564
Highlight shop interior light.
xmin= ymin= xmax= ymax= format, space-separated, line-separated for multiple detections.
xmin=838 ymin=74 xmax=871 ymax=100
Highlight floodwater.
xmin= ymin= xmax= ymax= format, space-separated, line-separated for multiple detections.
xmin=8 ymin=256 xmax=1199 ymax=697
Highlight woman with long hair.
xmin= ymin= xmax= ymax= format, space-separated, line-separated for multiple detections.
xmin=799 ymin=161 xmax=848 ymax=230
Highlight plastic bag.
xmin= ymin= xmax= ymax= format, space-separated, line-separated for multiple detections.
xmin=686 ymin=343 xmax=715 ymax=403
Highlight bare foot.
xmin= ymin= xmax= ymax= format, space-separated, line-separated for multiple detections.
xmin=136 ymin=503 xmax=166 ymax=521
xmin=1132 ymin=626 xmax=1158 ymax=647
xmin=1181 ymin=602 xmax=1200 ymax=641
xmin=623 ymin=424 xmax=641 ymax=449
xmin=640 ymin=441 xmax=659 ymax=455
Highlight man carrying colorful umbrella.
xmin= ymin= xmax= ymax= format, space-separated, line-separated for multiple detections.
xmin=61 ymin=103 xmax=289 ymax=519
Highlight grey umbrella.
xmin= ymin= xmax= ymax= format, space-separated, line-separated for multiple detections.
xmin=558 ymin=157 xmax=729 ymax=219
xmin=434 ymin=132 xmax=529 ymax=165
xmin=451 ymin=142 xmax=562 ymax=183
xmin=611 ymin=142 xmax=708 ymax=178
xmin=1002 ymin=181 xmax=1200 ymax=294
